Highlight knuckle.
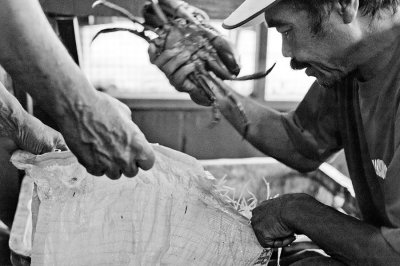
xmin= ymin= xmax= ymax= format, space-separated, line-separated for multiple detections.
xmin=255 ymin=234 xmax=269 ymax=248
xmin=87 ymin=167 xmax=105 ymax=176
xmin=134 ymin=147 xmax=155 ymax=171
xmin=81 ymin=155 xmax=108 ymax=177
xmin=105 ymin=169 xmax=122 ymax=180
xmin=123 ymin=164 xmax=139 ymax=178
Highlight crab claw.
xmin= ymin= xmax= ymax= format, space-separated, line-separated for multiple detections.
xmin=201 ymin=25 xmax=241 ymax=77
xmin=92 ymin=0 xmax=139 ymax=23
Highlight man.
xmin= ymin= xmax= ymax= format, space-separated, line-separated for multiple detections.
xmin=0 ymin=0 xmax=155 ymax=180
xmin=150 ymin=0 xmax=400 ymax=264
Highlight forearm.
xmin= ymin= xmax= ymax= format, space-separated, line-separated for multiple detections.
xmin=285 ymin=194 xmax=400 ymax=265
xmin=215 ymin=89 xmax=320 ymax=172
xmin=0 ymin=0 xmax=97 ymax=118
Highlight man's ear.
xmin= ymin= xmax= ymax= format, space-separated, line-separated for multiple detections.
xmin=335 ymin=0 xmax=359 ymax=24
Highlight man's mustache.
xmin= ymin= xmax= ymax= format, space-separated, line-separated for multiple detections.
xmin=290 ymin=59 xmax=311 ymax=70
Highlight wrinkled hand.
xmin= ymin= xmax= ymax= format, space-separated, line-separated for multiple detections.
xmin=57 ymin=92 xmax=155 ymax=180
xmin=13 ymin=114 xmax=67 ymax=154
xmin=148 ymin=45 xmax=214 ymax=106
xmin=251 ymin=195 xmax=296 ymax=248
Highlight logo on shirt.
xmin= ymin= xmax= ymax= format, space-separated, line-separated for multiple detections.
xmin=372 ymin=159 xmax=387 ymax=179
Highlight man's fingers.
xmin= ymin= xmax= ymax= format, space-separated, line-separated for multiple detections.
xmin=53 ymin=134 xmax=68 ymax=151
xmin=105 ymin=165 xmax=122 ymax=180
xmin=122 ymin=163 xmax=139 ymax=178
xmin=251 ymin=207 xmax=263 ymax=219
xmin=283 ymin=239 xmax=319 ymax=254
xmin=87 ymin=166 xmax=107 ymax=176
xmin=255 ymin=233 xmax=274 ymax=249
xmin=255 ymin=234 xmax=296 ymax=249
xmin=273 ymin=235 xmax=296 ymax=248
xmin=251 ymin=206 xmax=266 ymax=223
xmin=120 ymin=144 xmax=154 ymax=177
xmin=126 ymin=141 xmax=155 ymax=175
xmin=129 ymin=125 xmax=155 ymax=171
xmin=135 ymin=151 xmax=155 ymax=171
xmin=55 ymin=142 xmax=68 ymax=151
xmin=111 ymin=138 xmax=154 ymax=177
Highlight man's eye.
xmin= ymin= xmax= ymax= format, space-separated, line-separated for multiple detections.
xmin=282 ymin=31 xmax=290 ymax=38
xmin=276 ymin=27 xmax=291 ymax=38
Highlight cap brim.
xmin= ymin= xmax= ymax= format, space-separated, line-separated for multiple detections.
xmin=222 ymin=0 xmax=277 ymax=29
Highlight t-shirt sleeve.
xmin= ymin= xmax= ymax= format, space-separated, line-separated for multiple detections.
xmin=282 ymin=81 xmax=343 ymax=163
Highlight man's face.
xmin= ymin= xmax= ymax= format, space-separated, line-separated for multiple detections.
xmin=265 ymin=2 xmax=358 ymax=87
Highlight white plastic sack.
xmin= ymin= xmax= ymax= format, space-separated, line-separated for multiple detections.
xmin=10 ymin=145 xmax=265 ymax=265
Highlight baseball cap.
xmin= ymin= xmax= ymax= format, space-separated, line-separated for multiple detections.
xmin=223 ymin=0 xmax=280 ymax=29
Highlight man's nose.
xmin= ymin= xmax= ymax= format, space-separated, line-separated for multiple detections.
xmin=281 ymin=39 xmax=292 ymax=58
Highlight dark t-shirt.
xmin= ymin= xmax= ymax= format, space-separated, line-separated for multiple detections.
xmin=281 ymin=45 xmax=400 ymax=253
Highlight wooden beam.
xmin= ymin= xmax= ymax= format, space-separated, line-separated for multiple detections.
xmin=251 ymin=23 xmax=268 ymax=100
xmin=39 ymin=0 xmax=244 ymax=19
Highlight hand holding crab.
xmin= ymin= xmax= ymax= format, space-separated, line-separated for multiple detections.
xmin=92 ymin=0 xmax=275 ymax=137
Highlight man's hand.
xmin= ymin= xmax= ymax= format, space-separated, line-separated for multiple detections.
xmin=147 ymin=0 xmax=240 ymax=107
xmin=251 ymin=195 xmax=297 ymax=248
xmin=15 ymin=114 xmax=67 ymax=154
xmin=1 ymin=114 xmax=66 ymax=156
xmin=57 ymin=92 xmax=155 ymax=180
xmin=0 ymin=81 xmax=66 ymax=155
xmin=0 ymin=0 xmax=153 ymax=180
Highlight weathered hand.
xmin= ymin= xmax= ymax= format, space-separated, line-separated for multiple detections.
xmin=251 ymin=195 xmax=296 ymax=248
xmin=147 ymin=3 xmax=240 ymax=107
xmin=0 ymin=82 xmax=66 ymax=155
xmin=6 ymin=114 xmax=67 ymax=155
xmin=0 ymin=0 xmax=157 ymax=180
xmin=57 ymin=92 xmax=155 ymax=180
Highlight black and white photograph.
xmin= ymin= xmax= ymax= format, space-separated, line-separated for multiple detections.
xmin=0 ymin=0 xmax=399 ymax=265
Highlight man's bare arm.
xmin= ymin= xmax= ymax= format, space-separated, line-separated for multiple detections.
xmin=149 ymin=43 xmax=324 ymax=172
xmin=283 ymin=194 xmax=400 ymax=265
xmin=212 ymin=81 xmax=321 ymax=172
xmin=0 ymin=0 xmax=155 ymax=179
xmin=252 ymin=194 xmax=400 ymax=265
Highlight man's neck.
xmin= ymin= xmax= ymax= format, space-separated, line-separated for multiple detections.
xmin=353 ymin=10 xmax=400 ymax=82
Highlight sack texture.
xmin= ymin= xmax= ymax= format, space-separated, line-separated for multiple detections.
xmin=10 ymin=144 xmax=263 ymax=266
